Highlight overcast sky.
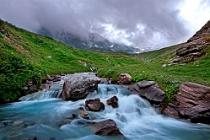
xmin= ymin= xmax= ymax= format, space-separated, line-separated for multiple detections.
xmin=0 ymin=0 xmax=210 ymax=51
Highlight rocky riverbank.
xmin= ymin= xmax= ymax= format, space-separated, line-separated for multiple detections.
xmin=20 ymin=72 xmax=210 ymax=126
xmin=162 ymin=82 xmax=210 ymax=124
xmin=1 ymin=72 xmax=210 ymax=140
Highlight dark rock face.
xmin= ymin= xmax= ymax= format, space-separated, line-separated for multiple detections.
xmin=59 ymin=73 xmax=101 ymax=101
xmin=173 ymin=20 xmax=210 ymax=63
xmin=118 ymin=73 xmax=132 ymax=85
xmin=129 ymin=81 xmax=165 ymax=103
xmin=163 ymin=82 xmax=210 ymax=124
xmin=107 ymin=96 xmax=118 ymax=108
xmin=89 ymin=119 xmax=123 ymax=136
xmin=85 ymin=98 xmax=105 ymax=112
xmin=173 ymin=42 xmax=206 ymax=63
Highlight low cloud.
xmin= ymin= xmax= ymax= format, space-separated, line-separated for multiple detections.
xmin=0 ymin=0 xmax=209 ymax=51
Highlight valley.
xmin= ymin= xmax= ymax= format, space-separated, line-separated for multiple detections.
xmin=0 ymin=19 xmax=210 ymax=140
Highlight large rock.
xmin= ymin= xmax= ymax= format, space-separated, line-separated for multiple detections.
xmin=173 ymin=42 xmax=206 ymax=63
xmin=118 ymin=73 xmax=132 ymax=84
xmin=89 ymin=119 xmax=123 ymax=136
xmin=129 ymin=80 xmax=165 ymax=103
xmin=173 ymin=20 xmax=210 ymax=63
xmin=85 ymin=98 xmax=105 ymax=112
xmin=107 ymin=96 xmax=118 ymax=108
xmin=59 ymin=73 xmax=101 ymax=101
xmin=163 ymin=82 xmax=210 ymax=124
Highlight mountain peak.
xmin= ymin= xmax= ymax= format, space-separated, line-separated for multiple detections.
xmin=38 ymin=28 xmax=140 ymax=54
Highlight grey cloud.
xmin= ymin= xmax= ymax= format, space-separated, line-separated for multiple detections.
xmin=0 ymin=0 xmax=190 ymax=50
xmin=203 ymin=0 xmax=210 ymax=4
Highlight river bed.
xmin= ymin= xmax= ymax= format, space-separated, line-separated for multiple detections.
xmin=0 ymin=84 xmax=210 ymax=140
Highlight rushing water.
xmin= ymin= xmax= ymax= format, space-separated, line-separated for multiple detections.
xmin=0 ymin=84 xmax=210 ymax=140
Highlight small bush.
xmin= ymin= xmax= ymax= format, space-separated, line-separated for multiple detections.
xmin=133 ymin=75 xmax=142 ymax=82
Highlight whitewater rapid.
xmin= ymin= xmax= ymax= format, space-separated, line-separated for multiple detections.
xmin=0 ymin=84 xmax=210 ymax=140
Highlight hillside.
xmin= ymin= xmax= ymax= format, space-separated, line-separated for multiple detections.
xmin=0 ymin=19 xmax=210 ymax=104
xmin=0 ymin=20 xmax=141 ymax=103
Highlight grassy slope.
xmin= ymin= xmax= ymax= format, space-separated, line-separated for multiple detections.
xmin=0 ymin=20 xmax=210 ymax=103
xmin=139 ymin=44 xmax=210 ymax=85
xmin=137 ymin=45 xmax=210 ymax=101
xmin=0 ymin=20 xmax=140 ymax=102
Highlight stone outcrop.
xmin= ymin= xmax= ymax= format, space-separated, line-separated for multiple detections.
xmin=107 ymin=96 xmax=118 ymax=108
xmin=20 ymin=73 xmax=101 ymax=101
xmin=59 ymin=73 xmax=101 ymax=101
xmin=89 ymin=119 xmax=123 ymax=136
xmin=118 ymin=73 xmax=132 ymax=84
xmin=129 ymin=80 xmax=165 ymax=103
xmin=85 ymin=98 xmax=105 ymax=112
xmin=163 ymin=82 xmax=210 ymax=124
xmin=173 ymin=42 xmax=207 ymax=63
xmin=173 ymin=20 xmax=210 ymax=63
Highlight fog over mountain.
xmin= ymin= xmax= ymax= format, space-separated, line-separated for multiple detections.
xmin=0 ymin=0 xmax=210 ymax=52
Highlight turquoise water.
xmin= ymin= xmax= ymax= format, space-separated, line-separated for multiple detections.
xmin=0 ymin=84 xmax=210 ymax=140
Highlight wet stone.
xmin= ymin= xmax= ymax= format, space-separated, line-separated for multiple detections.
xmin=85 ymin=98 xmax=105 ymax=112
xmin=107 ymin=96 xmax=119 ymax=108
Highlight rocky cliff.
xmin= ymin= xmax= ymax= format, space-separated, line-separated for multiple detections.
xmin=173 ymin=20 xmax=210 ymax=63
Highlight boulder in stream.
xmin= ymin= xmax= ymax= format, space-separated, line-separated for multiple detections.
xmin=85 ymin=98 xmax=105 ymax=112
xmin=107 ymin=96 xmax=118 ymax=108
xmin=118 ymin=73 xmax=132 ymax=84
xmin=89 ymin=119 xmax=123 ymax=136
xmin=163 ymin=82 xmax=210 ymax=124
xmin=129 ymin=80 xmax=165 ymax=103
xmin=59 ymin=73 xmax=101 ymax=101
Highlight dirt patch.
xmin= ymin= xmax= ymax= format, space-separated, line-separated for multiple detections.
xmin=15 ymin=45 xmax=27 ymax=54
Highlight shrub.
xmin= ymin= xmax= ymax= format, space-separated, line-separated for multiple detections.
xmin=0 ymin=52 xmax=42 ymax=103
